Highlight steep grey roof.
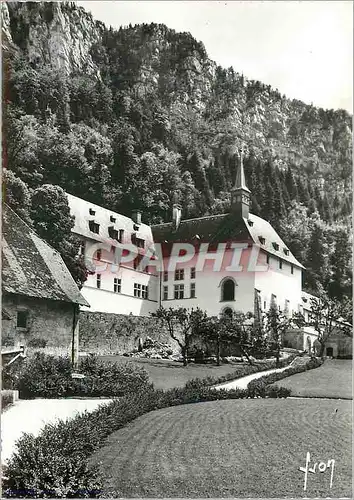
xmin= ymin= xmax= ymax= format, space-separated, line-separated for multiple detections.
xmin=245 ymin=213 xmax=304 ymax=268
xmin=152 ymin=211 xmax=304 ymax=269
xmin=67 ymin=193 xmax=155 ymax=251
xmin=2 ymin=204 xmax=89 ymax=306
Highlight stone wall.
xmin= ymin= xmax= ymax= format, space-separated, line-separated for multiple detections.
xmin=79 ymin=311 xmax=179 ymax=354
xmin=2 ymin=293 xmax=74 ymax=353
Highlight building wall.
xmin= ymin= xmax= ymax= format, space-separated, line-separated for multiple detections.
xmin=79 ymin=311 xmax=178 ymax=354
xmin=160 ymin=246 xmax=256 ymax=316
xmin=79 ymin=240 xmax=158 ymax=315
xmin=254 ymin=250 xmax=302 ymax=315
xmin=1 ymin=294 xmax=74 ymax=352
xmin=324 ymin=334 xmax=352 ymax=358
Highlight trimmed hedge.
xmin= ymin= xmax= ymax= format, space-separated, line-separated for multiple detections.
xmin=3 ymin=375 xmax=291 ymax=497
xmin=2 ymin=352 xmax=298 ymax=400
xmin=198 ymin=352 xmax=298 ymax=387
xmin=247 ymin=357 xmax=323 ymax=397
xmin=2 ymin=352 xmax=150 ymax=399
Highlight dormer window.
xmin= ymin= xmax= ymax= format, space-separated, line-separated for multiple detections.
xmin=133 ymin=224 xmax=140 ymax=231
xmin=136 ymin=238 xmax=144 ymax=249
xmin=89 ymin=208 xmax=96 ymax=216
xmin=272 ymin=242 xmax=279 ymax=251
xmin=247 ymin=220 xmax=254 ymax=226
xmin=108 ymin=226 xmax=119 ymax=240
xmin=259 ymin=236 xmax=265 ymax=245
xmin=89 ymin=220 xmax=100 ymax=234
xmin=110 ymin=215 xmax=116 ymax=223
xmin=131 ymin=234 xmax=145 ymax=248
xmin=283 ymin=248 xmax=289 ymax=255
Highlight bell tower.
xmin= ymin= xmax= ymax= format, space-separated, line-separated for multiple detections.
xmin=230 ymin=145 xmax=250 ymax=219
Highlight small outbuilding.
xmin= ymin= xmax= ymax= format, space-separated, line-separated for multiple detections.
xmin=1 ymin=204 xmax=89 ymax=361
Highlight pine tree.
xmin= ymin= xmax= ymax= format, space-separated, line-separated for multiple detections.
xmin=304 ymin=223 xmax=330 ymax=293
xmin=297 ymin=177 xmax=311 ymax=206
xmin=328 ymin=228 xmax=352 ymax=300
xmin=322 ymin=193 xmax=333 ymax=223
xmin=285 ymin=166 xmax=298 ymax=200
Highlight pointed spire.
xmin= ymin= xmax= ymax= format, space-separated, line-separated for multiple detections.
xmin=234 ymin=144 xmax=250 ymax=192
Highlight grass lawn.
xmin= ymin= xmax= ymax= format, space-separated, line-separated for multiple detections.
xmin=99 ymin=355 xmax=266 ymax=390
xmin=91 ymin=398 xmax=352 ymax=498
xmin=280 ymin=359 xmax=352 ymax=399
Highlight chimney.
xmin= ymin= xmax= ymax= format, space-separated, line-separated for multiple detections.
xmin=172 ymin=204 xmax=182 ymax=231
xmin=132 ymin=210 xmax=142 ymax=225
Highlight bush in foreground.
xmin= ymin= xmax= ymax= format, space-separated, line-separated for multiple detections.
xmin=3 ymin=376 xmax=292 ymax=498
xmin=2 ymin=352 xmax=150 ymax=399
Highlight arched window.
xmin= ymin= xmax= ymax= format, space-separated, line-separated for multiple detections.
xmin=221 ymin=278 xmax=235 ymax=301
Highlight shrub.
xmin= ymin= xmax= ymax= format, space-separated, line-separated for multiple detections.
xmin=27 ymin=338 xmax=47 ymax=348
xmin=200 ymin=353 xmax=298 ymax=387
xmin=2 ymin=352 xmax=150 ymax=399
xmin=2 ymin=374 xmax=276 ymax=498
xmin=1 ymin=391 xmax=14 ymax=412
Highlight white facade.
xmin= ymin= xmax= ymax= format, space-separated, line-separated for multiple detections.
xmin=159 ymin=245 xmax=303 ymax=318
xmin=67 ymin=194 xmax=158 ymax=316
xmin=67 ymin=193 xmax=308 ymax=319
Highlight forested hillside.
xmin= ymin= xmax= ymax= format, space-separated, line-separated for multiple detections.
xmin=2 ymin=1 xmax=352 ymax=299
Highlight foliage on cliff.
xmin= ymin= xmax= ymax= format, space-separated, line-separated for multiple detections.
xmin=2 ymin=1 xmax=352 ymax=298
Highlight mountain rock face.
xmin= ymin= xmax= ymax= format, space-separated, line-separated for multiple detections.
xmin=4 ymin=2 xmax=351 ymax=181
xmin=3 ymin=2 xmax=352 ymax=219
xmin=3 ymin=2 xmax=103 ymax=74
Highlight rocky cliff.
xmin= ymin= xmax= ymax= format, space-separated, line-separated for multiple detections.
xmin=3 ymin=2 xmax=103 ymax=74
xmin=3 ymin=1 xmax=352 ymax=220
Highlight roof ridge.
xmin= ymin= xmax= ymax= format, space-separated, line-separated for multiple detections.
xmin=152 ymin=212 xmax=228 ymax=228
xmin=66 ymin=192 xmax=151 ymax=227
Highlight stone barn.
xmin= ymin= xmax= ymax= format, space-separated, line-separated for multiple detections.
xmin=2 ymin=205 xmax=89 ymax=361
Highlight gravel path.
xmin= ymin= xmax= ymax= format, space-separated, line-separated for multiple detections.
xmin=212 ymin=359 xmax=296 ymax=390
xmin=1 ymin=398 xmax=112 ymax=464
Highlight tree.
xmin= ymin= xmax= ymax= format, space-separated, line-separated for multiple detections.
xmin=2 ymin=169 xmax=32 ymax=224
xmin=279 ymin=200 xmax=315 ymax=264
xmin=228 ymin=311 xmax=255 ymax=364
xmin=30 ymin=184 xmax=88 ymax=287
xmin=304 ymin=222 xmax=330 ymax=293
xmin=307 ymin=291 xmax=352 ymax=359
xmin=204 ymin=311 xmax=254 ymax=366
xmin=203 ymin=315 xmax=224 ymax=366
xmin=285 ymin=166 xmax=298 ymax=200
xmin=263 ymin=304 xmax=296 ymax=367
xmin=152 ymin=307 xmax=208 ymax=366
xmin=328 ymin=228 xmax=352 ymax=301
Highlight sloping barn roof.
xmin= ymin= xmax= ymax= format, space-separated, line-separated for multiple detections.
xmin=2 ymin=204 xmax=89 ymax=307
xmin=152 ymin=212 xmax=304 ymax=269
